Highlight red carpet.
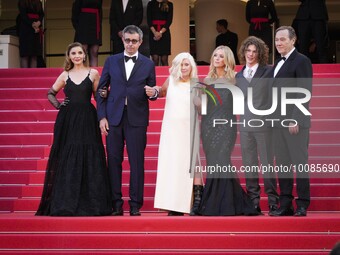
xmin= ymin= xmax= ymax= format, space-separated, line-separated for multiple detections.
xmin=0 ymin=65 xmax=339 ymax=254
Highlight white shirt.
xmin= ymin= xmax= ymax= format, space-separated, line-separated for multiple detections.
xmin=124 ymin=52 xmax=138 ymax=104
xmin=244 ymin=63 xmax=259 ymax=82
xmin=124 ymin=52 xmax=138 ymax=80
xmin=122 ymin=0 xmax=129 ymax=12
xmin=274 ymin=47 xmax=295 ymax=77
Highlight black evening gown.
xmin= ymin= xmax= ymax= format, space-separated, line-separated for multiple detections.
xmin=36 ymin=73 xmax=112 ymax=216
xmin=199 ymin=80 xmax=259 ymax=216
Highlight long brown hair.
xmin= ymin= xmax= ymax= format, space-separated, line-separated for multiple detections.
xmin=63 ymin=42 xmax=88 ymax=71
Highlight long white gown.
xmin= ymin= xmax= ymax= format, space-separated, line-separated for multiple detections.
xmin=154 ymin=76 xmax=200 ymax=214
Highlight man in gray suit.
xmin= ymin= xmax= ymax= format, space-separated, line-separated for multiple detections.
xmin=236 ymin=36 xmax=279 ymax=215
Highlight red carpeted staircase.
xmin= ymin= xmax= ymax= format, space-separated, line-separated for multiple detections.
xmin=0 ymin=65 xmax=339 ymax=254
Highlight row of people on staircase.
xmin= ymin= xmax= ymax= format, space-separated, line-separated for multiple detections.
xmin=35 ymin=24 xmax=312 ymax=218
xmin=16 ymin=0 xmax=330 ymax=69
xmin=16 ymin=0 xmax=172 ymax=68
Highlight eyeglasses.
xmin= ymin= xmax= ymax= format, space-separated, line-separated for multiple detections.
xmin=123 ymin=38 xmax=140 ymax=44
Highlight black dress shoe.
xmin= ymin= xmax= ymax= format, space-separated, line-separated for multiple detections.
xmin=269 ymin=206 xmax=294 ymax=216
xmin=130 ymin=208 xmax=141 ymax=216
xmin=112 ymin=208 xmax=123 ymax=216
xmin=268 ymin=205 xmax=278 ymax=216
xmin=294 ymin=207 xmax=307 ymax=216
xmin=168 ymin=211 xmax=184 ymax=216
xmin=254 ymin=205 xmax=264 ymax=215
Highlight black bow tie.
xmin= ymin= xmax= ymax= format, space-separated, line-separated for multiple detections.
xmin=124 ymin=55 xmax=137 ymax=63
xmin=280 ymin=56 xmax=286 ymax=61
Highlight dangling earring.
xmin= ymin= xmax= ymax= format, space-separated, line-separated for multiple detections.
xmin=83 ymin=55 xmax=86 ymax=62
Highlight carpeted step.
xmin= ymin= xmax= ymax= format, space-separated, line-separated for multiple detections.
xmin=1 ymin=143 xmax=340 ymax=159
xmin=0 ymin=232 xmax=338 ymax=251
xmin=1 ymin=197 xmax=340 ymax=212
xmin=1 ymin=108 xmax=339 ymax=122
xmin=1 ymin=132 xmax=339 ymax=147
xmin=1 ymin=183 xmax=339 ymax=199
xmin=1 ymin=83 xmax=340 ymax=99
xmin=1 ymin=157 xmax=339 ymax=174
xmin=0 ymin=109 xmax=165 ymax=121
xmin=0 ymin=120 xmax=163 ymax=133
xmin=1 ymin=118 xmax=340 ymax=134
xmin=1 ymin=212 xmax=339 ymax=233
xmin=0 ymin=98 xmax=166 ymax=110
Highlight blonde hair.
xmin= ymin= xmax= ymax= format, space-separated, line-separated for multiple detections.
xmin=207 ymin=46 xmax=236 ymax=84
xmin=169 ymin=52 xmax=198 ymax=82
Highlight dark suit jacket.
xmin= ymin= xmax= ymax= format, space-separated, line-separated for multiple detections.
xmin=295 ymin=0 xmax=328 ymax=21
xmin=109 ymin=0 xmax=143 ymax=40
xmin=270 ymin=49 xmax=313 ymax=128
xmin=236 ymin=65 xmax=272 ymax=132
xmin=216 ymin=30 xmax=239 ymax=64
xmin=96 ymin=52 xmax=156 ymax=127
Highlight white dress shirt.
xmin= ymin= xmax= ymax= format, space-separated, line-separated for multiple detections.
xmin=244 ymin=63 xmax=259 ymax=82
xmin=274 ymin=47 xmax=295 ymax=77
xmin=124 ymin=52 xmax=138 ymax=104
xmin=122 ymin=0 xmax=129 ymax=12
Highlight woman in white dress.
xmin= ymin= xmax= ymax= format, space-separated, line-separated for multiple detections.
xmin=153 ymin=52 xmax=203 ymax=216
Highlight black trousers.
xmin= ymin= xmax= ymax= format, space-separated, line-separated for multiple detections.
xmin=273 ymin=128 xmax=310 ymax=209
xmin=297 ymin=19 xmax=328 ymax=63
xmin=106 ymin=107 xmax=147 ymax=210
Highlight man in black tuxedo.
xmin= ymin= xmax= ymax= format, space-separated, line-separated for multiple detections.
xmin=294 ymin=0 xmax=329 ymax=63
xmin=215 ymin=19 xmax=239 ymax=65
xmin=270 ymin=26 xmax=313 ymax=217
xmin=96 ymin=25 xmax=157 ymax=216
xmin=110 ymin=0 xmax=143 ymax=54
xmin=236 ymin=36 xmax=278 ymax=215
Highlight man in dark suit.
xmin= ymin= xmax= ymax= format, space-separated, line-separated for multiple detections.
xmin=110 ymin=0 xmax=143 ymax=54
xmin=270 ymin=26 xmax=313 ymax=217
xmin=215 ymin=19 xmax=239 ymax=65
xmin=294 ymin=0 xmax=329 ymax=63
xmin=236 ymin=36 xmax=278 ymax=215
xmin=96 ymin=25 xmax=157 ymax=216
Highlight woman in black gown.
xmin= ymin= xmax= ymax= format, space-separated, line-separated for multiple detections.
xmin=17 ymin=0 xmax=44 ymax=68
xmin=198 ymin=46 xmax=259 ymax=216
xmin=36 ymin=42 xmax=112 ymax=216
xmin=72 ymin=0 xmax=103 ymax=66
xmin=147 ymin=0 xmax=173 ymax=66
